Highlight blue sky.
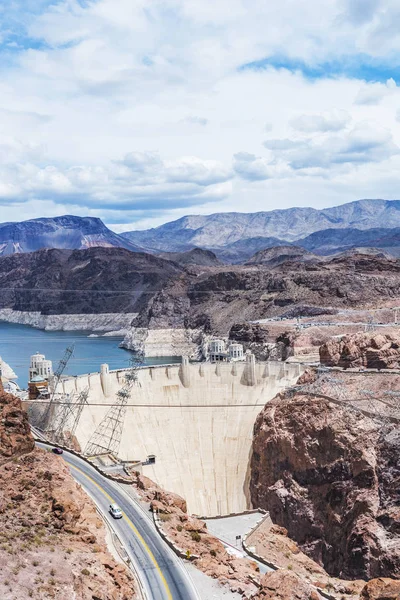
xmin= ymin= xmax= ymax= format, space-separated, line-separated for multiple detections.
xmin=241 ymin=54 xmax=400 ymax=85
xmin=1 ymin=0 xmax=400 ymax=231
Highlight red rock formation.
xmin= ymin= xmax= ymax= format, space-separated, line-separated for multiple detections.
xmin=251 ymin=570 xmax=319 ymax=600
xmin=0 ymin=379 xmax=34 ymax=461
xmin=360 ymin=577 xmax=400 ymax=599
xmin=250 ymin=393 xmax=400 ymax=580
xmin=0 ymin=380 xmax=136 ymax=599
xmin=320 ymin=332 xmax=400 ymax=369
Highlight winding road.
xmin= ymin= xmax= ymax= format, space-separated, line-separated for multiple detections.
xmin=36 ymin=442 xmax=199 ymax=600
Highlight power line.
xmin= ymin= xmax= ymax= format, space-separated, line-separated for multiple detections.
xmin=26 ymin=401 xmax=269 ymax=408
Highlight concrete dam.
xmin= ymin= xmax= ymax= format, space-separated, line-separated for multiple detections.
xmin=57 ymin=357 xmax=302 ymax=516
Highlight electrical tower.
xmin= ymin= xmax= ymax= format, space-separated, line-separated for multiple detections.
xmin=37 ymin=344 xmax=74 ymax=431
xmin=84 ymin=354 xmax=144 ymax=459
xmin=293 ymin=367 xmax=393 ymax=424
xmin=364 ymin=313 xmax=376 ymax=333
xmin=49 ymin=387 xmax=89 ymax=447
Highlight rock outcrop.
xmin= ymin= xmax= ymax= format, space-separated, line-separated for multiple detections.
xmin=360 ymin=577 xmax=400 ymax=599
xmin=250 ymin=392 xmax=400 ymax=580
xmin=0 ymin=379 xmax=136 ymax=599
xmin=251 ymin=571 xmax=319 ymax=600
xmin=320 ymin=331 xmax=400 ymax=369
xmin=228 ymin=323 xmax=293 ymax=361
xmin=0 ymin=382 xmax=35 ymax=461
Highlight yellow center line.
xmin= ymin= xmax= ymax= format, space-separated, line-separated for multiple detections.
xmin=69 ymin=462 xmax=173 ymax=600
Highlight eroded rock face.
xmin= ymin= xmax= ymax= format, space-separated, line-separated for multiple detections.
xmin=0 ymin=380 xmax=34 ymax=462
xmin=250 ymin=393 xmax=400 ymax=580
xmin=360 ymin=577 xmax=400 ymax=599
xmin=320 ymin=332 xmax=400 ymax=369
xmin=251 ymin=570 xmax=319 ymax=600
xmin=228 ymin=323 xmax=293 ymax=361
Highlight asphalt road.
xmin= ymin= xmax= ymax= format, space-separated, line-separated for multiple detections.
xmin=37 ymin=443 xmax=198 ymax=600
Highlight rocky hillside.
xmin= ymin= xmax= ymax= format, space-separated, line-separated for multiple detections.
xmin=158 ymin=247 xmax=222 ymax=267
xmin=250 ymin=392 xmax=400 ymax=581
xmin=245 ymin=245 xmax=319 ymax=267
xmin=3 ymin=248 xmax=400 ymax=344
xmin=0 ymin=246 xmax=183 ymax=315
xmin=320 ymin=332 xmax=400 ymax=369
xmin=122 ymin=199 xmax=400 ymax=257
xmin=0 ymin=215 xmax=142 ymax=255
xmin=132 ymin=253 xmax=400 ymax=337
xmin=0 ymin=380 xmax=136 ymax=599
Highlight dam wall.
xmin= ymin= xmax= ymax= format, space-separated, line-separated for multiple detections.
xmin=60 ymin=359 xmax=303 ymax=516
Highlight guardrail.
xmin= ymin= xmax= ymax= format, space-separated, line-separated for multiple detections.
xmin=153 ymin=513 xmax=199 ymax=562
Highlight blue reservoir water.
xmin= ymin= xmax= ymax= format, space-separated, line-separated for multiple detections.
xmin=0 ymin=322 xmax=180 ymax=388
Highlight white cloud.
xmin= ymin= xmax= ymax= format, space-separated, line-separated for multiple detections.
xmin=1 ymin=1 xmax=400 ymax=227
xmin=355 ymin=78 xmax=397 ymax=105
xmin=0 ymin=149 xmax=232 ymax=210
xmin=290 ymin=110 xmax=351 ymax=132
xmin=263 ymin=122 xmax=399 ymax=173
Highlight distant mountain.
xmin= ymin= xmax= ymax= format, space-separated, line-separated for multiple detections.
xmin=122 ymin=199 xmax=400 ymax=255
xmin=212 ymin=236 xmax=289 ymax=264
xmin=159 ymin=247 xmax=222 ymax=267
xmin=297 ymin=227 xmax=400 ymax=256
xmin=0 ymin=215 xmax=142 ymax=256
xmin=245 ymin=245 xmax=320 ymax=267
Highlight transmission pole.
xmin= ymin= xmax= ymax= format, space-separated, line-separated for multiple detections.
xmin=38 ymin=344 xmax=74 ymax=431
xmin=50 ymin=387 xmax=89 ymax=447
xmin=84 ymin=354 xmax=144 ymax=459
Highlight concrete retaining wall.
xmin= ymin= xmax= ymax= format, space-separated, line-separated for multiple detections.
xmin=53 ymin=360 xmax=303 ymax=516
xmin=153 ymin=513 xmax=199 ymax=562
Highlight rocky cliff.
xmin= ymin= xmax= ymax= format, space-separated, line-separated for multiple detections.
xmin=320 ymin=332 xmax=400 ymax=369
xmin=128 ymin=253 xmax=400 ymax=338
xmin=228 ymin=323 xmax=293 ymax=361
xmin=250 ymin=392 xmax=400 ymax=581
xmin=0 ymin=380 xmax=136 ymax=599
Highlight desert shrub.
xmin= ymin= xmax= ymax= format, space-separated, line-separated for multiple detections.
xmin=190 ymin=532 xmax=201 ymax=542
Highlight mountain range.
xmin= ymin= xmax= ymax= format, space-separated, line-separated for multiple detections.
xmin=3 ymin=199 xmax=400 ymax=262
xmin=121 ymin=199 xmax=400 ymax=260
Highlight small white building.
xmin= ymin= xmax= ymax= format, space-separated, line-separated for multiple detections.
xmin=229 ymin=343 xmax=244 ymax=361
xmin=29 ymin=352 xmax=53 ymax=381
xmin=209 ymin=339 xmax=228 ymax=362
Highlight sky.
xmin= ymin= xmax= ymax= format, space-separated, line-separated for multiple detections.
xmin=1 ymin=1 xmax=400 ymax=231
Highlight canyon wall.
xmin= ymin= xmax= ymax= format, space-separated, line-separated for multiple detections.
xmin=250 ymin=392 xmax=400 ymax=581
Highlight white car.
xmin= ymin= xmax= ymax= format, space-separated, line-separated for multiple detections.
xmin=109 ymin=504 xmax=123 ymax=519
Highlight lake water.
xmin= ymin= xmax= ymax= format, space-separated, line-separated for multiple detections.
xmin=0 ymin=322 xmax=180 ymax=388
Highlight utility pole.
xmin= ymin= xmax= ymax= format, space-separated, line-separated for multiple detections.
xmin=38 ymin=344 xmax=74 ymax=431
xmin=49 ymin=387 xmax=89 ymax=447
xmin=84 ymin=354 xmax=144 ymax=459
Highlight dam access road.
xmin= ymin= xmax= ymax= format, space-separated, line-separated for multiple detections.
xmin=36 ymin=442 xmax=199 ymax=600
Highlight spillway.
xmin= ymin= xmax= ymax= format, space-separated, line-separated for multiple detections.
xmin=58 ymin=357 xmax=302 ymax=516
